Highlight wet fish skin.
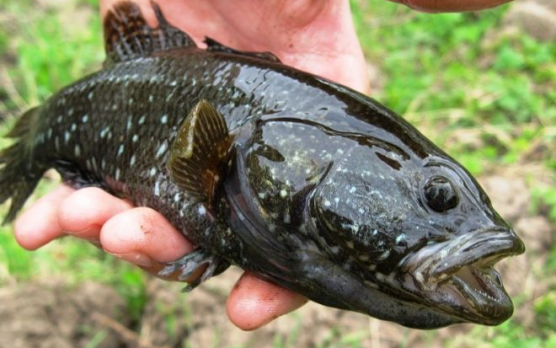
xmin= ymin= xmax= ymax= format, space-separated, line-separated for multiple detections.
xmin=0 ymin=1 xmax=525 ymax=329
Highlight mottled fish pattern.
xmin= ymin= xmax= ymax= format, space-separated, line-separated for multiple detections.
xmin=0 ymin=2 xmax=524 ymax=329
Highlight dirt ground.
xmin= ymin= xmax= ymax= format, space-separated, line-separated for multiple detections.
xmin=0 ymin=172 xmax=553 ymax=348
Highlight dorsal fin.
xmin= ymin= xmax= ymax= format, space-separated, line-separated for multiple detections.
xmin=103 ymin=1 xmax=196 ymax=66
xmin=204 ymin=37 xmax=282 ymax=63
xmin=167 ymin=100 xmax=233 ymax=204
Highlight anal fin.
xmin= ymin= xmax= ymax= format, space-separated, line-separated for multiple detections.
xmin=158 ymin=248 xmax=230 ymax=291
xmin=103 ymin=1 xmax=196 ymax=66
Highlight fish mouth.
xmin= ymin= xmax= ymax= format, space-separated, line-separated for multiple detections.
xmin=397 ymin=227 xmax=525 ymax=325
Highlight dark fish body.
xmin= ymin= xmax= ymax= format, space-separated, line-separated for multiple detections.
xmin=0 ymin=2 xmax=525 ymax=329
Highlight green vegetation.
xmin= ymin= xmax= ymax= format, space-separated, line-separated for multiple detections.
xmin=349 ymin=3 xmax=555 ymax=348
xmin=0 ymin=0 xmax=147 ymax=323
xmin=0 ymin=0 xmax=554 ymax=347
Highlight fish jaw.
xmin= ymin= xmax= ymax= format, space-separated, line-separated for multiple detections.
xmin=396 ymin=227 xmax=525 ymax=325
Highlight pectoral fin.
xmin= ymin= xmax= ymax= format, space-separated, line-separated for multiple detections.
xmin=167 ymin=100 xmax=233 ymax=203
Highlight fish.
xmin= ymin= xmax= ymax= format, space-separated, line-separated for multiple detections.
xmin=0 ymin=1 xmax=525 ymax=329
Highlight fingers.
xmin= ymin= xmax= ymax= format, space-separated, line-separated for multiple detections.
xmin=16 ymin=185 xmax=193 ymax=279
xmin=388 ymin=0 xmax=513 ymax=12
xmin=227 ymin=272 xmax=308 ymax=330
xmin=14 ymin=185 xmax=74 ymax=250
xmin=99 ymin=207 xmax=194 ymax=274
xmin=58 ymin=187 xmax=133 ymax=241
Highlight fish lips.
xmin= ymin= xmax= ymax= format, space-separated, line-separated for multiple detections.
xmin=398 ymin=227 xmax=525 ymax=325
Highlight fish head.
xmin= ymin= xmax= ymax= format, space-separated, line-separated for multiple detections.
xmin=306 ymin=129 xmax=526 ymax=327
xmin=228 ymin=88 xmax=524 ymax=327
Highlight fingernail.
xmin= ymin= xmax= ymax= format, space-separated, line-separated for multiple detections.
xmin=108 ymin=251 xmax=154 ymax=268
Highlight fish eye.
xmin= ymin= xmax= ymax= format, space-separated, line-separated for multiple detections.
xmin=424 ymin=176 xmax=459 ymax=213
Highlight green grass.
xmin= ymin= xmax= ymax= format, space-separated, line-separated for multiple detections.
xmin=1 ymin=0 xmax=555 ymax=347
xmin=352 ymin=1 xmax=555 ymax=176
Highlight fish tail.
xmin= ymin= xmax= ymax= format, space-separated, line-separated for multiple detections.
xmin=0 ymin=107 xmax=45 ymax=224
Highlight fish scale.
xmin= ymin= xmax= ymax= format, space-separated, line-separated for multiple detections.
xmin=0 ymin=1 xmax=524 ymax=329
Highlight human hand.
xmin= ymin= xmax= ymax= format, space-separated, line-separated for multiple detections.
xmin=14 ymin=0 xmax=513 ymax=331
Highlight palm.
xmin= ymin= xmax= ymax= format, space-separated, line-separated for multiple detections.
xmin=101 ymin=0 xmax=369 ymax=93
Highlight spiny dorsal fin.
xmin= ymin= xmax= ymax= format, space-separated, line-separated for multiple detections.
xmin=168 ymin=100 xmax=233 ymax=203
xmin=103 ymin=1 xmax=196 ymax=66
xmin=204 ymin=37 xmax=282 ymax=63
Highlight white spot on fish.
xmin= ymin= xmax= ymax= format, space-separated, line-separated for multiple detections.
xmin=82 ymin=115 xmax=88 ymax=123
xmin=396 ymin=234 xmax=406 ymax=244
xmin=74 ymin=145 xmax=81 ymax=157
xmin=71 ymin=123 xmax=77 ymax=132
xmin=160 ymin=115 xmax=168 ymax=124
xmin=130 ymin=155 xmax=136 ymax=166
xmin=156 ymin=141 xmax=168 ymax=158
xmin=138 ymin=115 xmax=146 ymax=125
xmin=198 ymin=205 xmax=206 ymax=216
xmin=87 ymin=91 xmax=94 ymax=100
xmin=64 ymin=131 xmax=71 ymax=143
xmin=132 ymin=134 xmax=139 ymax=143
xmin=117 ymin=144 xmax=125 ymax=157
xmin=324 ymin=199 xmax=331 ymax=207
xmin=154 ymin=181 xmax=160 ymax=196
xmin=115 ymin=168 xmax=121 ymax=181
xmin=149 ymin=167 xmax=157 ymax=177
xmin=280 ymin=189 xmax=287 ymax=198
xmin=99 ymin=126 xmax=110 ymax=139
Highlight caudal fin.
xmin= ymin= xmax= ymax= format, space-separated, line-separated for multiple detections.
xmin=0 ymin=107 xmax=44 ymax=223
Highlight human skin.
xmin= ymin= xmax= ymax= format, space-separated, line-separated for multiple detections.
xmin=14 ymin=0 xmax=513 ymax=331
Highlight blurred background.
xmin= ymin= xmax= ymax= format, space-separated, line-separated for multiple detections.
xmin=0 ymin=0 xmax=554 ymax=347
